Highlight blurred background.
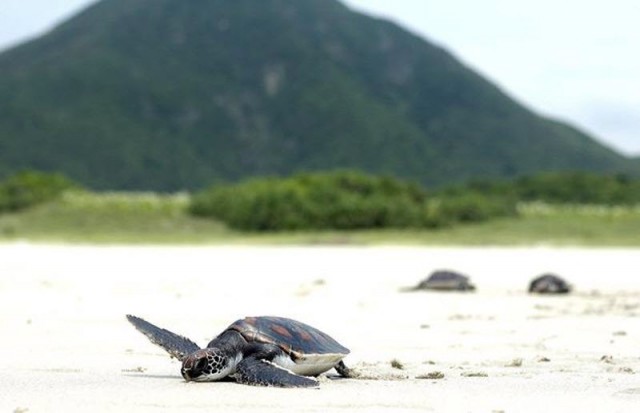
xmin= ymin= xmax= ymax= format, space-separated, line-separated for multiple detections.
xmin=0 ymin=0 xmax=638 ymax=245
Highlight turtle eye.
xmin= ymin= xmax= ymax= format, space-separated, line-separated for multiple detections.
xmin=194 ymin=357 xmax=208 ymax=372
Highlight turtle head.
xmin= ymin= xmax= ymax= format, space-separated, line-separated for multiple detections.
xmin=181 ymin=348 xmax=232 ymax=382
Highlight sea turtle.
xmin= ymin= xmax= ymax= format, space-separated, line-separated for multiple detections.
xmin=411 ymin=270 xmax=476 ymax=291
xmin=528 ymin=274 xmax=571 ymax=294
xmin=126 ymin=315 xmax=351 ymax=387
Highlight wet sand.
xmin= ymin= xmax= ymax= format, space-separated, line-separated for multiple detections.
xmin=1 ymin=244 xmax=639 ymax=412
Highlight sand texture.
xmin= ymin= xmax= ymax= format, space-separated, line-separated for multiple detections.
xmin=1 ymin=244 xmax=639 ymax=412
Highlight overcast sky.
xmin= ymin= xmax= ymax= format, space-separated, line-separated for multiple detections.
xmin=1 ymin=0 xmax=638 ymax=156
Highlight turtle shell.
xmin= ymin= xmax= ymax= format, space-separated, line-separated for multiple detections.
xmin=417 ymin=270 xmax=475 ymax=291
xmin=226 ymin=316 xmax=349 ymax=360
xmin=529 ymin=274 xmax=571 ymax=294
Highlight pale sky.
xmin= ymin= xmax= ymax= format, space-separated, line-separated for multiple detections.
xmin=1 ymin=0 xmax=638 ymax=156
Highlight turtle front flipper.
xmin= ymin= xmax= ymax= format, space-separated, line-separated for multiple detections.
xmin=234 ymin=356 xmax=318 ymax=388
xmin=126 ymin=314 xmax=200 ymax=361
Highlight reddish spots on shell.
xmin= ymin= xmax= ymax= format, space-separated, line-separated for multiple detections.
xmin=270 ymin=324 xmax=293 ymax=338
xmin=298 ymin=330 xmax=313 ymax=342
xmin=228 ymin=316 xmax=349 ymax=356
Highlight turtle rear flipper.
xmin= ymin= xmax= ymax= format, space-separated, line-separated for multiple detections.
xmin=126 ymin=314 xmax=200 ymax=361
xmin=334 ymin=360 xmax=353 ymax=378
xmin=234 ymin=356 xmax=318 ymax=388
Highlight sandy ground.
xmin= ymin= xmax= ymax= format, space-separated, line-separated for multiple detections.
xmin=1 ymin=243 xmax=639 ymax=412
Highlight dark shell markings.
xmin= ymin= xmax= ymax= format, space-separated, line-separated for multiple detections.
xmin=229 ymin=316 xmax=350 ymax=360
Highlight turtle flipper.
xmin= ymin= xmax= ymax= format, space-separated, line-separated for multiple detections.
xmin=334 ymin=360 xmax=353 ymax=378
xmin=234 ymin=356 xmax=318 ymax=388
xmin=126 ymin=314 xmax=200 ymax=361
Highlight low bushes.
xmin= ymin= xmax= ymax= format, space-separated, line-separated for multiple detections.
xmin=190 ymin=171 xmax=516 ymax=231
xmin=440 ymin=172 xmax=640 ymax=205
xmin=425 ymin=193 xmax=518 ymax=227
xmin=513 ymin=172 xmax=640 ymax=204
xmin=0 ymin=171 xmax=79 ymax=213
xmin=8 ymin=169 xmax=628 ymax=232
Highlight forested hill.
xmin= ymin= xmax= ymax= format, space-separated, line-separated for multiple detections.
xmin=0 ymin=0 xmax=636 ymax=190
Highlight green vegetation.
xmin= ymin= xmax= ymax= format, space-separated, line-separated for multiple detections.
xmin=0 ymin=0 xmax=636 ymax=191
xmin=0 ymin=170 xmax=638 ymax=245
xmin=1 ymin=192 xmax=639 ymax=245
xmin=513 ymin=172 xmax=640 ymax=204
xmin=438 ymin=172 xmax=640 ymax=205
xmin=190 ymin=171 xmax=516 ymax=231
xmin=0 ymin=191 xmax=229 ymax=243
xmin=0 ymin=171 xmax=78 ymax=213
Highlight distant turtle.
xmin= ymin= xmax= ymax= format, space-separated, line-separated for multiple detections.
xmin=528 ymin=274 xmax=571 ymax=294
xmin=126 ymin=315 xmax=351 ymax=387
xmin=411 ymin=270 xmax=476 ymax=291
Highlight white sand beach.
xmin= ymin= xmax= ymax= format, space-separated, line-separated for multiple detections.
xmin=1 ymin=244 xmax=639 ymax=412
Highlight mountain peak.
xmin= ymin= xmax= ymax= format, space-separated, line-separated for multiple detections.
xmin=0 ymin=0 xmax=635 ymax=190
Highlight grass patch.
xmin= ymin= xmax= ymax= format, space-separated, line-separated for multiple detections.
xmin=0 ymin=192 xmax=639 ymax=245
xmin=0 ymin=191 xmax=230 ymax=244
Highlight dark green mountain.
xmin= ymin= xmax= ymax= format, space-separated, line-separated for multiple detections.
xmin=0 ymin=0 xmax=636 ymax=190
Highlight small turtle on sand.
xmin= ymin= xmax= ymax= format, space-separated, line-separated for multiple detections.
xmin=411 ymin=270 xmax=476 ymax=291
xmin=528 ymin=274 xmax=571 ymax=294
xmin=126 ymin=315 xmax=351 ymax=387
